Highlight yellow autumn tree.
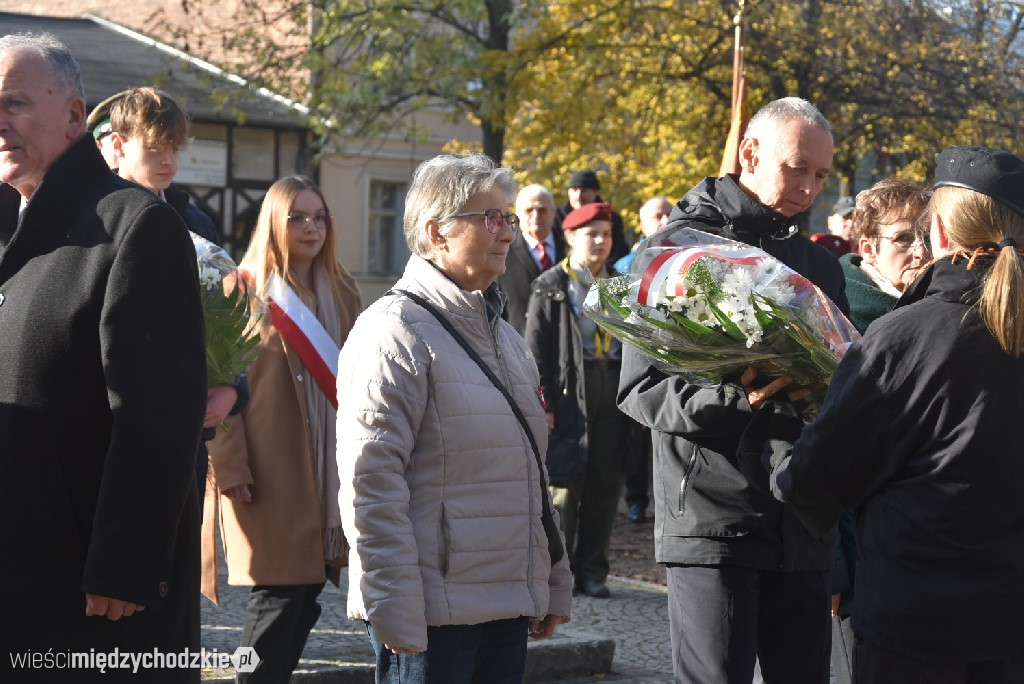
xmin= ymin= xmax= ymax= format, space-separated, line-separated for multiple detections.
xmin=168 ymin=0 xmax=1022 ymax=224
xmin=504 ymin=0 xmax=736 ymax=234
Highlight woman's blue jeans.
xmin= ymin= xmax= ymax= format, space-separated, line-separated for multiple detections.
xmin=367 ymin=616 xmax=529 ymax=684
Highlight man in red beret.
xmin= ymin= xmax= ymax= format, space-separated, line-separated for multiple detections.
xmin=524 ymin=200 xmax=633 ymax=599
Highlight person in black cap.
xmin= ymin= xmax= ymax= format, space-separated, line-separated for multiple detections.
xmin=744 ymin=144 xmax=1024 ymax=683
xmin=553 ymin=169 xmax=631 ymax=262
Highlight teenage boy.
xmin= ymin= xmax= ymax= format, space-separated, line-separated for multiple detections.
xmin=102 ymin=87 xmax=248 ymax=501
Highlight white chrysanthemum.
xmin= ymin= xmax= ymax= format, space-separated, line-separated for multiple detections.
xmin=759 ymin=279 xmax=797 ymax=308
xmin=717 ymin=297 xmax=747 ymax=324
xmin=722 ymin=271 xmax=755 ymax=304
xmin=199 ymin=265 xmax=222 ymax=291
xmin=685 ymin=298 xmax=715 ymax=326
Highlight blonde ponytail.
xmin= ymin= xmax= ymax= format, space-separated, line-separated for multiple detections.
xmin=979 ymin=239 xmax=1024 ymax=358
xmin=930 ymin=186 xmax=1024 ymax=357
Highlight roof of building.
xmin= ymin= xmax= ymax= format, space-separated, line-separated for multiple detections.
xmin=0 ymin=11 xmax=309 ymax=128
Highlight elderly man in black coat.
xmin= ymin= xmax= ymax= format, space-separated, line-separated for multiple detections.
xmin=0 ymin=33 xmax=206 ymax=682
xmin=616 ymin=97 xmax=848 ymax=684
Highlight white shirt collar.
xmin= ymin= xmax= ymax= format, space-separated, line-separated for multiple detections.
xmin=524 ymin=231 xmax=555 ymax=251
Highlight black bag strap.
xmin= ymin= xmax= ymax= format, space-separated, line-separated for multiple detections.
xmin=389 ymin=288 xmax=565 ymax=564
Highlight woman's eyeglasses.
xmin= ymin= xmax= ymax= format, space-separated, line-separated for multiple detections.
xmin=878 ymin=232 xmax=928 ymax=253
xmin=442 ymin=208 xmax=520 ymax=234
xmin=287 ymin=212 xmax=328 ymax=229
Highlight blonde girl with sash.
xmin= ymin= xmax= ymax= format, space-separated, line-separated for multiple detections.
xmin=201 ymin=176 xmax=361 ymax=683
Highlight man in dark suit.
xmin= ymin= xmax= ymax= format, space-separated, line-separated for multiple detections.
xmin=497 ymin=183 xmax=565 ymax=335
xmin=0 ymin=33 xmax=206 ymax=681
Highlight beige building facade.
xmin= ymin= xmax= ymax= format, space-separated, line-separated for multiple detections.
xmin=1 ymin=3 xmax=479 ymax=305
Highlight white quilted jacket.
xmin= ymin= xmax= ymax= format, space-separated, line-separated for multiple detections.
xmin=336 ymin=255 xmax=573 ymax=652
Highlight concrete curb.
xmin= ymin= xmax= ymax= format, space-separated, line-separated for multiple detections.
xmin=283 ymin=632 xmax=616 ymax=683
xmin=202 ymin=573 xmax=670 ymax=682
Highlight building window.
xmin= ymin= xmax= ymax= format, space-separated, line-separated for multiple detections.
xmin=367 ymin=180 xmax=410 ymax=275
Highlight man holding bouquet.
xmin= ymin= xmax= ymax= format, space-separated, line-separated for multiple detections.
xmin=616 ymin=97 xmax=848 ymax=683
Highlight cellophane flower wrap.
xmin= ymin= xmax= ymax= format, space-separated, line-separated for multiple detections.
xmin=583 ymin=226 xmax=859 ymax=420
xmin=191 ymin=233 xmax=265 ymax=388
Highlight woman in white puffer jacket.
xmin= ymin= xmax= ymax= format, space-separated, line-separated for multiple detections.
xmin=336 ymin=153 xmax=572 ymax=684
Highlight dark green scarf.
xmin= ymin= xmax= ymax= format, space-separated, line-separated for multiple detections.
xmin=839 ymin=253 xmax=898 ymax=334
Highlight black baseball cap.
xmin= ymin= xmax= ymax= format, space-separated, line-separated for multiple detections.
xmin=568 ymin=169 xmax=600 ymax=190
xmin=934 ymin=146 xmax=1024 ymax=215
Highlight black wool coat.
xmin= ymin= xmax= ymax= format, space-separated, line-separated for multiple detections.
xmin=0 ymin=135 xmax=206 ymax=681
xmin=616 ymin=174 xmax=848 ymax=570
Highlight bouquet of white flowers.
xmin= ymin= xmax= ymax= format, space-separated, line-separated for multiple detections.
xmin=191 ymin=233 xmax=265 ymax=388
xmin=584 ymin=227 xmax=859 ymax=420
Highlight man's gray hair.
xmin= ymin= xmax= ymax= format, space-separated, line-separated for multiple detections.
xmin=745 ymin=97 xmax=832 ymax=143
xmin=404 ymin=154 xmax=518 ymax=257
xmin=0 ymin=32 xmax=85 ymax=100
xmin=516 ymin=184 xmax=555 ymax=209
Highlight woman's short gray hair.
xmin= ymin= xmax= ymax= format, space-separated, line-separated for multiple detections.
xmin=0 ymin=33 xmax=84 ymax=100
xmin=404 ymin=154 xmax=518 ymax=257
xmin=745 ymin=97 xmax=833 ymax=143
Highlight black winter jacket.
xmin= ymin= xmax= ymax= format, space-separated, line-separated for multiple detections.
xmin=164 ymin=183 xmax=219 ymax=244
xmin=525 ymin=266 xmax=595 ymax=485
xmin=616 ymin=174 xmax=848 ymax=570
xmin=749 ymin=254 xmax=1024 ymax=661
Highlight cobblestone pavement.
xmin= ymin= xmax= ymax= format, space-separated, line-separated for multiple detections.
xmin=200 ymin=563 xmax=674 ymax=682
xmin=552 ymin=577 xmax=674 ymax=683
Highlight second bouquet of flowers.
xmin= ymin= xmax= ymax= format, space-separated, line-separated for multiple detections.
xmin=191 ymin=232 xmax=265 ymax=389
xmin=583 ymin=226 xmax=859 ymax=420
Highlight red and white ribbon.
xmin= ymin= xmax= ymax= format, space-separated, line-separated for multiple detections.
xmin=266 ymin=272 xmax=339 ymax=408
xmin=638 ymin=247 xmax=760 ymax=305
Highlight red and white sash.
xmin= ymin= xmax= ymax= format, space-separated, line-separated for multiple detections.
xmin=265 ymin=272 xmax=339 ymax=408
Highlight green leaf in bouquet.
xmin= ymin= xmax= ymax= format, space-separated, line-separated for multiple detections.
xmin=665 ymin=310 xmax=733 ymax=347
xmin=686 ymin=259 xmax=724 ymax=302
xmin=203 ymin=279 xmax=262 ymax=387
xmin=704 ymin=298 xmax=748 ymax=343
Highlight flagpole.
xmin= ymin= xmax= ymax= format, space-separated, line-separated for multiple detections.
xmin=719 ymin=0 xmax=748 ymax=177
